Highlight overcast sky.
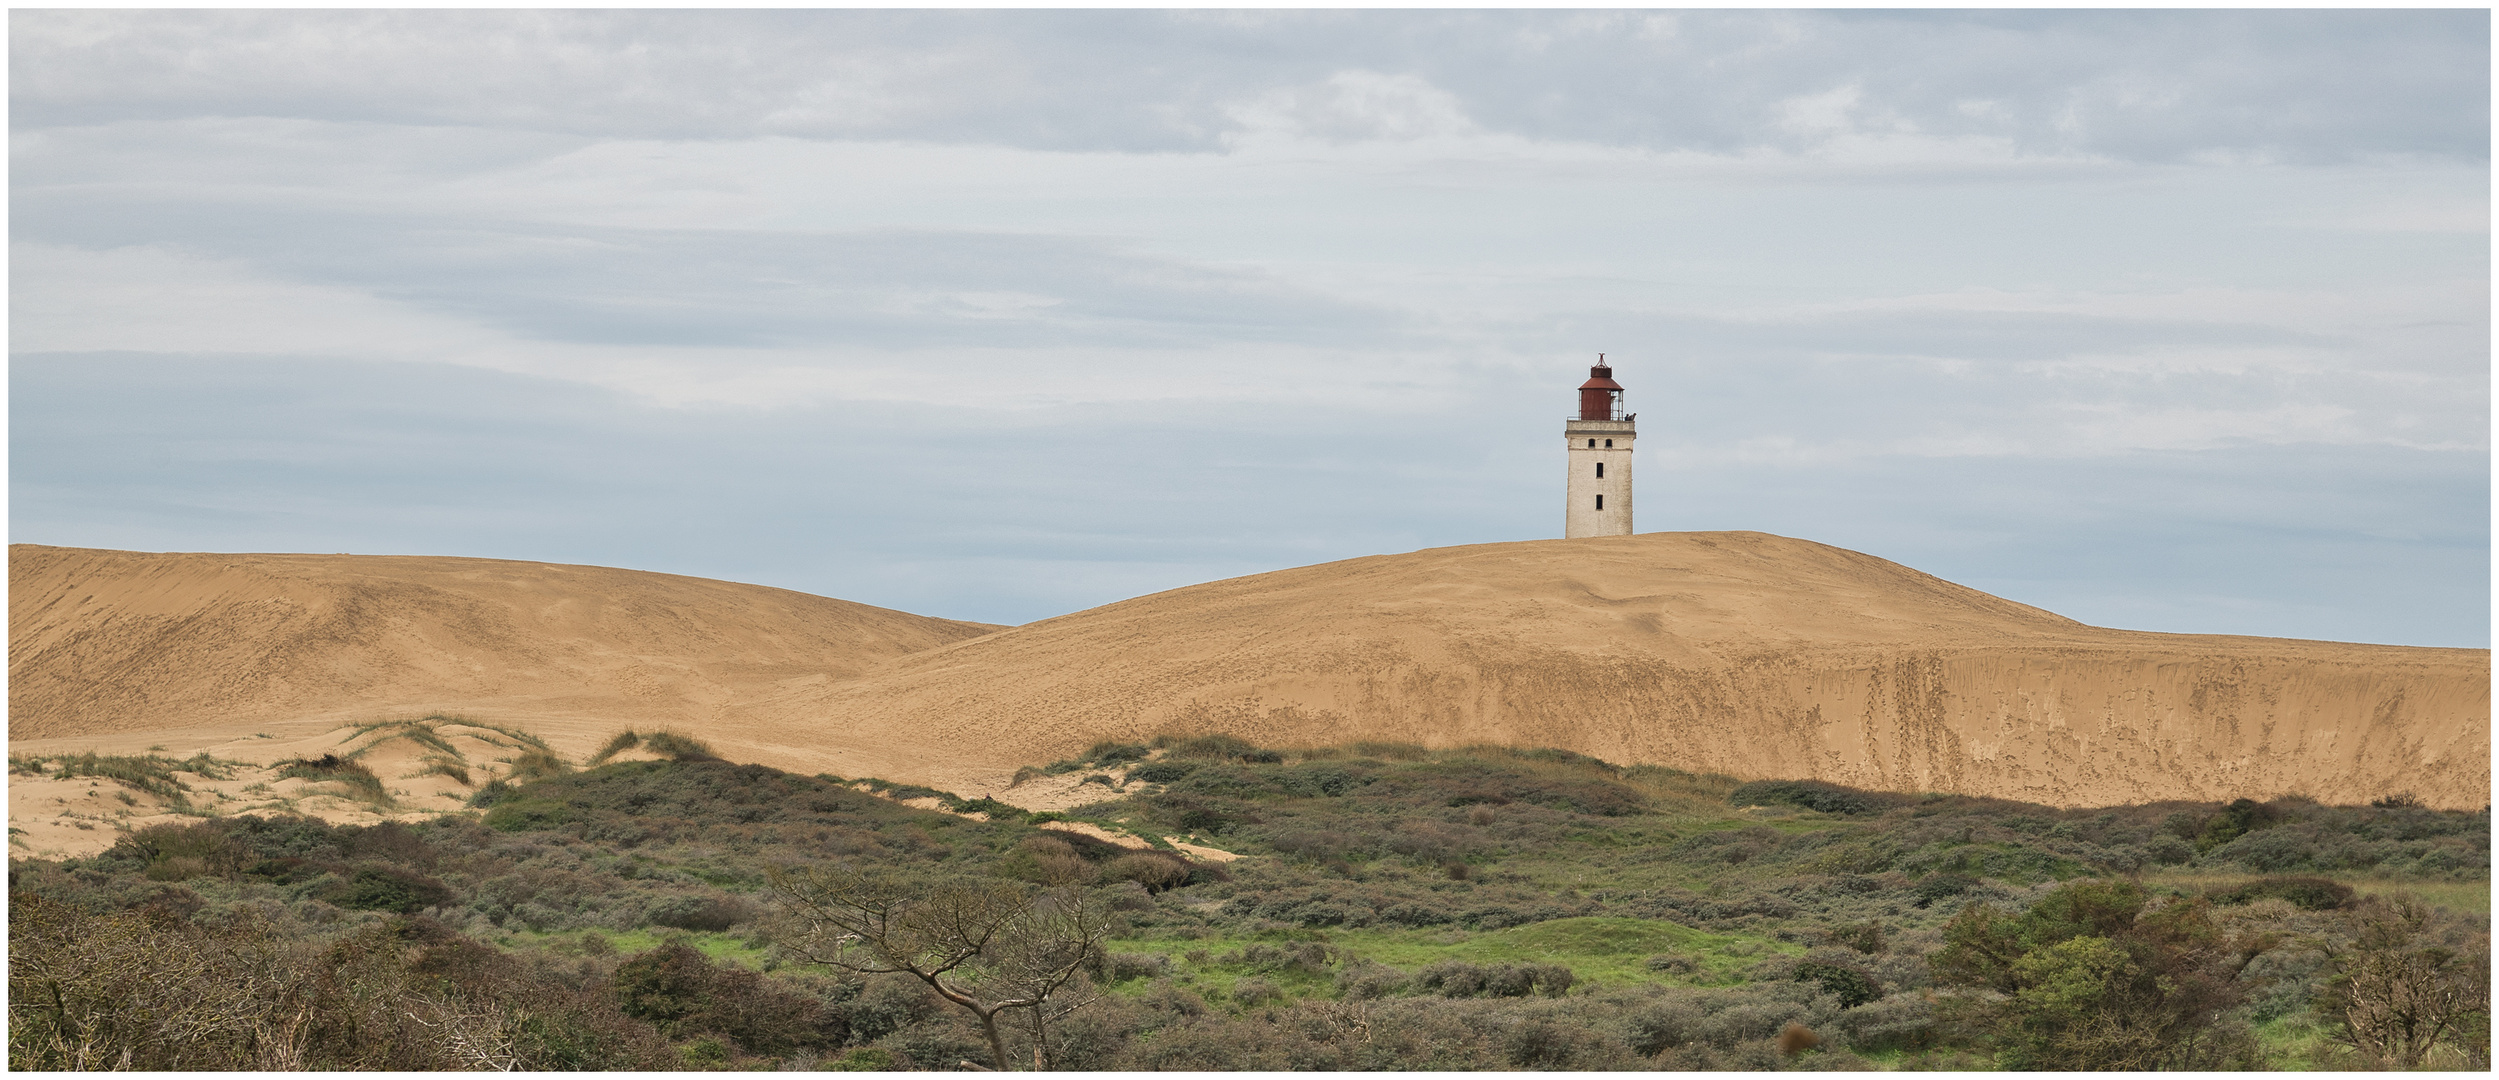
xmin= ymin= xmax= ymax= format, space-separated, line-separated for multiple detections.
xmin=11 ymin=10 xmax=2489 ymax=646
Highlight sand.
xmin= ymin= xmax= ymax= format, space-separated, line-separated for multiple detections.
xmin=761 ymin=532 xmax=2489 ymax=811
xmin=11 ymin=533 xmax=2488 ymax=858
xmin=10 ymin=544 xmax=997 ymax=742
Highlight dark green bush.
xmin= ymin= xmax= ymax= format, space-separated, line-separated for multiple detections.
xmin=323 ymin=866 xmax=453 ymax=913
xmin=1164 ymin=734 xmax=1256 ymax=760
xmin=482 ymin=797 xmax=574 ymax=832
xmin=2206 ymin=875 xmax=2355 ymax=910
xmin=1729 ymin=779 xmax=1880 ymax=816
xmin=611 ymin=943 xmax=833 ymax=1055
xmin=1129 ymin=761 xmax=1198 ymax=784
xmin=1795 ymin=958 xmax=1883 ymax=1007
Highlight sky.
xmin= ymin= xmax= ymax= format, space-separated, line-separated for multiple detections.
xmin=10 ymin=9 xmax=2490 ymax=646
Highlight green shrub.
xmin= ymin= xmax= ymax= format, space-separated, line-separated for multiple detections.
xmin=1729 ymin=779 xmax=1881 ymax=815
xmin=1166 ymin=734 xmax=1256 ymax=760
xmin=1129 ymin=761 xmax=1198 ymax=784
xmin=1795 ymin=958 xmax=1883 ymax=1007
xmin=323 ymin=866 xmax=453 ymax=913
xmin=612 ymin=943 xmax=832 ymax=1054
xmin=2195 ymin=798 xmax=2276 ymax=853
xmin=1416 ymin=960 xmax=1574 ymax=998
xmin=482 ymin=797 xmax=574 ymax=832
xmin=2206 ymin=875 xmax=2355 ymax=910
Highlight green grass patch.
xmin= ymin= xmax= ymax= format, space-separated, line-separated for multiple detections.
xmin=1341 ymin=917 xmax=1792 ymax=986
xmin=1112 ymin=915 xmax=1791 ymax=1001
xmin=2142 ymin=870 xmax=2491 ymax=916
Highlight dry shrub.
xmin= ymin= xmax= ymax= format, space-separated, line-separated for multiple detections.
xmin=1005 ymin=835 xmax=1096 ymax=886
xmin=1779 ymin=1021 xmax=1821 ymax=1056
xmin=1101 ymin=852 xmax=1193 ymax=893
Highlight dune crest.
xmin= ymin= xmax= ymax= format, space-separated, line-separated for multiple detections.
xmin=8 ymin=545 xmax=999 ymax=743
xmin=763 ymin=532 xmax=2489 ymax=810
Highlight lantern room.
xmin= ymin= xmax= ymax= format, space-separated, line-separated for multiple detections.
xmin=1578 ymin=358 xmax=1625 ymax=421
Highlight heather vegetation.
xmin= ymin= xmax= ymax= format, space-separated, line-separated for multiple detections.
xmin=10 ymin=733 xmax=2488 ymax=1070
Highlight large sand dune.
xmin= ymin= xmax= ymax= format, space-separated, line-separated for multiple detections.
xmin=8 ymin=545 xmax=999 ymax=744
xmin=11 ymin=535 xmax=2489 ymax=815
xmin=761 ymin=532 xmax=2489 ymax=810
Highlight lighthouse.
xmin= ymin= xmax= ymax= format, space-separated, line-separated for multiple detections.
xmin=1565 ymin=356 xmax=1634 ymax=538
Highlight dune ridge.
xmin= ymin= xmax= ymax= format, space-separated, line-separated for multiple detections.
xmin=10 ymin=534 xmax=2488 ymax=813
xmin=7 ymin=544 xmax=999 ymax=743
xmin=761 ymin=532 xmax=2488 ymax=810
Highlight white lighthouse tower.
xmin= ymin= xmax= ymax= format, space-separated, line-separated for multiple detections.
xmin=1565 ymin=356 xmax=1634 ymax=538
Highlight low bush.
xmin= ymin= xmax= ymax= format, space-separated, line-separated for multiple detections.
xmin=1416 ymin=960 xmax=1575 ymax=998
xmin=2207 ymin=875 xmax=2356 ymax=910
xmin=323 ymin=866 xmax=454 ymax=913
xmin=1129 ymin=761 xmax=1197 ymax=784
xmin=1728 ymin=779 xmax=1882 ymax=816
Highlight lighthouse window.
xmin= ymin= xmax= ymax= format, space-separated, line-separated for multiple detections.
xmin=1587 ymin=439 xmax=1596 ymax=448
xmin=1604 ymin=439 xmax=1613 ymax=447
xmin=1595 ymin=462 xmax=1604 ymax=478
xmin=1595 ymin=494 xmax=1604 ymax=510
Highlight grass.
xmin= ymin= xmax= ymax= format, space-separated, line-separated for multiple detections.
xmin=2251 ymin=1015 xmax=2337 ymax=1071
xmin=587 ymin=730 xmax=645 ymax=766
xmin=1110 ymin=916 xmax=1794 ymax=1002
xmin=1347 ymin=917 xmax=1792 ymax=986
xmin=409 ymin=757 xmax=473 ymax=786
xmin=275 ymin=754 xmax=394 ymax=810
xmin=2141 ymin=869 xmax=2491 ymax=916
xmin=17 ymin=751 xmax=246 ymax=813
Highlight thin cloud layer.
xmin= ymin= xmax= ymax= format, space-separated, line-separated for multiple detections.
xmin=14 ymin=10 xmax=2487 ymax=162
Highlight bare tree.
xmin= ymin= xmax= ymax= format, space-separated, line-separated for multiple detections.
xmin=765 ymin=865 xmax=1110 ymax=1070
xmin=2323 ymin=895 xmax=2491 ymax=1069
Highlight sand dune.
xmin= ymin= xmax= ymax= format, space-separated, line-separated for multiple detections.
xmin=8 ymin=545 xmax=998 ymax=744
xmin=11 ymin=535 xmax=2488 ymax=820
xmin=764 ymin=532 xmax=2489 ymax=810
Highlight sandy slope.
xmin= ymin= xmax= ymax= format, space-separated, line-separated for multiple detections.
xmin=760 ymin=532 xmax=2489 ymax=810
xmin=11 ymin=535 xmax=2488 ymax=830
xmin=9 ymin=545 xmax=999 ymax=745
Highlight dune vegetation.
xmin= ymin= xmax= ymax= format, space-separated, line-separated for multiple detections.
xmin=9 ymin=731 xmax=2487 ymax=1070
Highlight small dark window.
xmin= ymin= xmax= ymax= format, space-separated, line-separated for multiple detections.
xmin=1604 ymin=439 xmax=1613 ymax=447
xmin=1595 ymin=494 xmax=1604 ymax=510
xmin=1595 ymin=462 xmax=1604 ymax=478
xmin=1587 ymin=438 xmax=1596 ymax=448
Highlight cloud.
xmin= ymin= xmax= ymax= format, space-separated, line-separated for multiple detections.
xmin=13 ymin=10 xmax=2485 ymax=164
